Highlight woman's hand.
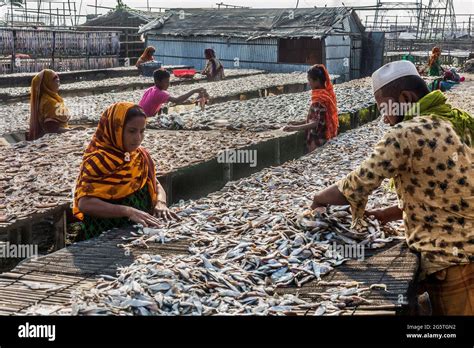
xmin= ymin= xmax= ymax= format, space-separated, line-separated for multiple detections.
xmin=154 ymin=201 xmax=179 ymax=222
xmin=282 ymin=125 xmax=297 ymax=132
xmin=71 ymin=126 xmax=87 ymax=131
xmin=126 ymin=206 xmax=162 ymax=227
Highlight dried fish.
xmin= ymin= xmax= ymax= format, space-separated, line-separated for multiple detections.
xmin=0 ymin=72 xmax=310 ymax=135
xmin=148 ymin=77 xmax=374 ymax=132
xmin=0 ymin=129 xmax=282 ymax=224
xmin=0 ymin=69 xmax=265 ymax=101
xmin=59 ymin=120 xmax=403 ymax=316
xmin=6 ymin=74 xmax=473 ymax=316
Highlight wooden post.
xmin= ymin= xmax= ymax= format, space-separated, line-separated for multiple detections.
xmin=11 ymin=30 xmax=16 ymax=74
xmin=20 ymin=224 xmax=33 ymax=245
xmin=52 ymin=31 xmax=56 ymax=70
xmin=125 ymin=30 xmax=129 ymax=61
xmin=54 ymin=210 xmax=66 ymax=250
xmin=469 ymin=16 xmax=472 ymax=38
xmin=8 ymin=228 xmax=21 ymax=245
xmin=37 ymin=0 xmax=40 ymax=24
xmin=74 ymin=2 xmax=78 ymax=26
xmin=223 ymin=161 xmax=232 ymax=183
xmin=68 ymin=0 xmax=74 ymax=27
xmin=275 ymin=138 xmax=281 ymax=165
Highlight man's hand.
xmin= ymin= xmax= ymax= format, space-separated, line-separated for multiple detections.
xmin=310 ymin=185 xmax=350 ymax=210
xmin=311 ymin=193 xmax=326 ymax=211
xmin=365 ymin=206 xmax=403 ymax=225
xmin=365 ymin=209 xmax=390 ymax=225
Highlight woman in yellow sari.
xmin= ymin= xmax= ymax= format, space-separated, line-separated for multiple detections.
xmin=29 ymin=69 xmax=71 ymax=141
xmin=73 ymin=102 xmax=177 ymax=240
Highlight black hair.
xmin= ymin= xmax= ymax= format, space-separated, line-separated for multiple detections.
xmin=205 ymin=48 xmax=216 ymax=59
xmin=124 ymin=105 xmax=147 ymax=125
xmin=153 ymin=69 xmax=170 ymax=84
xmin=307 ymin=65 xmax=327 ymax=84
xmin=379 ymin=75 xmax=429 ymax=100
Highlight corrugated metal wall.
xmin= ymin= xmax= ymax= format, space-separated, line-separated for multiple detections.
xmin=324 ymin=18 xmax=356 ymax=81
xmin=325 ymin=35 xmax=351 ymax=81
xmin=146 ymin=18 xmax=361 ymax=81
xmin=147 ymin=35 xmax=313 ymax=73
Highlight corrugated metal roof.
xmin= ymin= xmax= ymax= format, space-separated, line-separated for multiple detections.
xmin=139 ymin=8 xmax=364 ymax=40
xmin=81 ymin=8 xmax=164 ymax=27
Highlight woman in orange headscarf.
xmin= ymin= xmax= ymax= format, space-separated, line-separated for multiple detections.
xmin=136 ymin=46 xmax=156 ymax=69
xmin=428 ymin=46 xmax=444 ymax=76
xmin=73 ymin=102 xmax=177 ymax=240
xmin=283 ymin=64 xmax=338 ymax=152
xmin=29 ymin=69 xmax=71 ymax=141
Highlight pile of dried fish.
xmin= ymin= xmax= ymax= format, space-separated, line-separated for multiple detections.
xmin=68 ymin=248 xmax=378 ymax=316
xmin=65 ymin=119 xmax=403 ymax=316
xmin=148 ymin=78 xmax=374 ymax=131
xmin=444 ymin=73 xmax=474 ymax=114
xmin=0 ymin=72 xmax=309 ymax=136
xmin=8 ymin=74 xmax=472 ymax=137
xmin=0 ymin=69 xmax=265 ymax=100
xmin=0 ymin=129 xmax=282 ymax=224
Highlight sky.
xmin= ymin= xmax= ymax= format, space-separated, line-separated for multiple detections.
xmin=83 ymin=0 xmax=472 ymax=15
xmin=0 ymin=0 xmax=473 ymax=23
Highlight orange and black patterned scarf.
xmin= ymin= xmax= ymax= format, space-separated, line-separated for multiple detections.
xmin=73 ymin=102 xmax=158 ymax=220
xmin=309 ymin=64 xmax=339 ymax=140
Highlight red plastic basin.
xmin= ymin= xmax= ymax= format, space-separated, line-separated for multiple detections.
xmin=173 ymin=69 xmax=197 ymax=78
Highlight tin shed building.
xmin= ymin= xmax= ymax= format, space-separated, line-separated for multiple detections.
xmin=138 ymin=7 xmax=367 ymax=81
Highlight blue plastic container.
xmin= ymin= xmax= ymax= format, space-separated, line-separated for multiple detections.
xmin=140 ymin=61 xmax=163 ymax=77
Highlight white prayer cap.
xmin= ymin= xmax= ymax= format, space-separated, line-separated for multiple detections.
xmin=372 ymin=60 xmax=420 ymax=94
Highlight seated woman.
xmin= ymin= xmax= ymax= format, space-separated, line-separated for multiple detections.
xmin=202 ymin=48 xmax=225 ymax=81
xmin=428 ymin=46 xmax=444 ymax=76
xmin=73 ymin=102 xmax=177 ymax=240
xmin=136 ymin=46 xmax=156 ymax=70
xmin=283 ymin=64 xmax=339 ymax=152
xmin=28 ymin=69 xmax=71 ymax=141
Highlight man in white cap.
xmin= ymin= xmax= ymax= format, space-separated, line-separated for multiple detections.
xmin=310 ymin=60 xmax=473 ymax=315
